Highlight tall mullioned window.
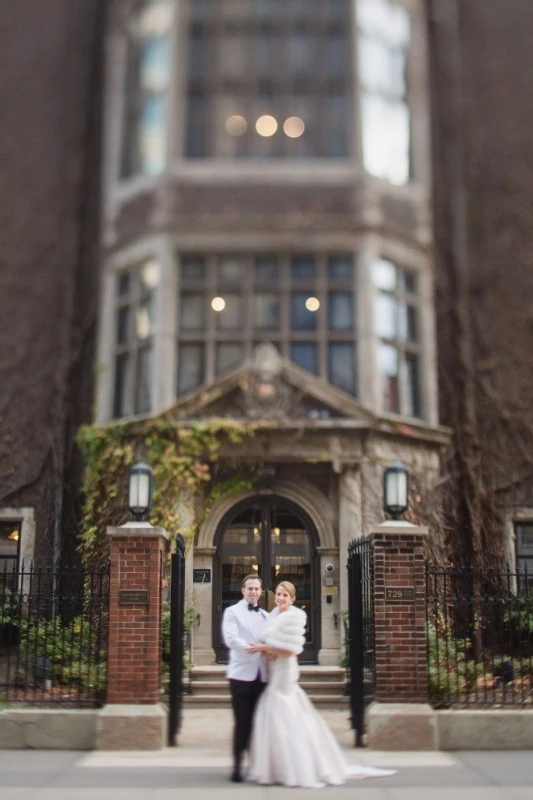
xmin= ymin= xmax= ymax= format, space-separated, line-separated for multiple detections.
xmin=121 ymin=0 xmax=173 ymax=178
xmin=357 ymin=0 xmax=411 ymax=184
xmin=186 ymin=0 xmax=352 ymax=158
xmin=113 ymin=259 xmax=160 ymax=417
xmin=177 ymin=255 xmax=357 ymax=395
xmin=372 ymin=257 xmax=420 ymax=417
xmin=515 ymin=523 xmax=533 ymax=593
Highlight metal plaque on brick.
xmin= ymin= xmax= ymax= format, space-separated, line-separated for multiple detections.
xmin=193 ymin=568 xmax=211 ymax=583
xmin=118 ymin=589 xmax=150 ymax=605
xmin=385 ymin=587 xmax=415 ymax=602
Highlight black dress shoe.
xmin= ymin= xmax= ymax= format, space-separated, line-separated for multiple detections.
xmin=231 ymin=769 xmax=243 ymax=783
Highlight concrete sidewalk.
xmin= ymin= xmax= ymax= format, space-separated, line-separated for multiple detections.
xmin=0 ymin=708 xmax=532 ymax=799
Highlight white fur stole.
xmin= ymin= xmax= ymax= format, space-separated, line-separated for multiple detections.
xmin=262 ymin=606 xmax=307 ymax=655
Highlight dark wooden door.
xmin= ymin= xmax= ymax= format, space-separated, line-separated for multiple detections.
xmin=213 ymin=496 xmax=320 ymax=663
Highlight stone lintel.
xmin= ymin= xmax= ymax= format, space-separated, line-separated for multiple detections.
xmin=195 ymin=547 xmax=217 ymax=556
xmin=96 ymin=703 xmax=167 ymax=750
xmin=367 ymin=702 xmax=437 ymax=750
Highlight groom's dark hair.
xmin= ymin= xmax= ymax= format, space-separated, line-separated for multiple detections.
xmin=242 ymin=573 xmax=262 ymax=587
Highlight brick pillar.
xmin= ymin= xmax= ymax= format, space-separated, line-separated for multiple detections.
xmin=97 ymin=523 xmax=168 ymax=750
xmin=367 ymin=521 xmax=437 ymax=750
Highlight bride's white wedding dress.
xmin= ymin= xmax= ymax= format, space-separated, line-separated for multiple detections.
xmin=247 ymin=606 xmax=395 ymax=789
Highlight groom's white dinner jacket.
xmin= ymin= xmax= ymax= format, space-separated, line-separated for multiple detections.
xmin=222 ymin=598 xmax=269 ymax=681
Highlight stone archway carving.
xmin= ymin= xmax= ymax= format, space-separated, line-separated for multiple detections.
xmin=196 ymin=478 xmax=336 ymax=551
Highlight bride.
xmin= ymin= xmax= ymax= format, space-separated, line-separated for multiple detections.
xmin=246 ymin=581 xmax=395 ymax=788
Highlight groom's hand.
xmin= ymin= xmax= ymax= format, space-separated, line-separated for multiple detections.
xmin=246 ymin=642 xmax=267 ymax=654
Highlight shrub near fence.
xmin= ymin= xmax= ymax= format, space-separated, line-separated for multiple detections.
xmin=426 ymin=563 xmax=533 ymax=708
xmin=0 ymin=563 xmax=109 ymax=707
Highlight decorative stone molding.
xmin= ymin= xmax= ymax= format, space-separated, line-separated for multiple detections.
xmin=196 ymin=478 xmax=336 ymax=550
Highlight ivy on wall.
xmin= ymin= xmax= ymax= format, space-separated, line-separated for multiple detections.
xmin=76 ymin=417 xmax=267 ymax=567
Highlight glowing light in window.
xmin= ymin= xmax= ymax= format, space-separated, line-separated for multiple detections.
xmin=225 ymin=115 xmax=248 ymax=136
xmin=283 ymin=116 xmax=305 ymax=138
xmin=136 ymin=308 xmax=152 ymax=339
xmin=305 ymin=297 xmax=320 ymax=312
xmin=141 ymin=259 xmax=160 ymax=289
xmin=256 ymin=115 xmax=278 ymax=137
xmin=138 ymin=2 xmax=174 ymax=38
xmin=211 ymin=296 xmax=226 ymax=312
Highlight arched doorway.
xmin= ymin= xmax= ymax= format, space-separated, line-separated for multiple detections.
xmin=213 ymin=496 xmax=321 ymax=663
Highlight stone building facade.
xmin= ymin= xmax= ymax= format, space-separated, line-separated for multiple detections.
xmin=93 ymin=0 xmax=449 ymax=664
xmin=2 ymin=0 xmax=533 ymax=663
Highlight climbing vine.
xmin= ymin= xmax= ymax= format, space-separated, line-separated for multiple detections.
xmin=76 ymin=417 xmax=267 ymax=567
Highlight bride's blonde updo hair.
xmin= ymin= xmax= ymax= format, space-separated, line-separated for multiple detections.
xmin=276 ymin=580 xmax=296 ymax=601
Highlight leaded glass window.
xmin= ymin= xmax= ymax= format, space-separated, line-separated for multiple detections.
xmin=186 ymin=0 xmax=353 ymax=159
xmin=0 ymin=522 xmax=20 ymax=574
xmin=176 ymin=255 xmax=357 ymax=395
xmin=372 ymin=257 xmax=420 ymax=416
xmin=516 ymin=523 xmax=533 ymax=593
xmin=357 ymin=0 xmax=411 ymax=184
xmin=113 ymin=259 xmax=160 ymax=417
xmin=121 ymin=0 xmax=173 ymax=178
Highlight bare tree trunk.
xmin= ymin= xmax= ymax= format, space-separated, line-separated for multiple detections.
xmin=427 ymin=0 xmax=483 ymax=570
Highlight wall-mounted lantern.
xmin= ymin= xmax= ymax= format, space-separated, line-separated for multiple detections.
xmin=128 ymin=462 xmax=154 ymax=521
xmin=383 ymin=460 xmax=409 ymax=520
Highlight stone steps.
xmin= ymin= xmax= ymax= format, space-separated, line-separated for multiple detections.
xmin=182 ymin=665 xmax=349 ymax=709
xmin=186 ymin=680 xmax=345 ymax=696
xmin=183 ymin=694 xmax=349 ymax=709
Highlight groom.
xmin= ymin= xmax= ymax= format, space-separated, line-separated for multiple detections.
xmin=222 ymin=573 xmax=269 ymax=783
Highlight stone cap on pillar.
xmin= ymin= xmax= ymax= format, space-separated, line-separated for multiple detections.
xmin=107 ymin=522 xmax=169 ymax=541
xmin=369 ymin=520 xmax=428 ymax=539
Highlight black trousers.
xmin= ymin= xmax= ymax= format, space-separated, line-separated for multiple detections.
xmin=229 ymin=675 xmax=266 ymax=767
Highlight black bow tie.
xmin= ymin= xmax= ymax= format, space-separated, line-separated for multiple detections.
xmin=248 ymin=603 xmax=260 ymax=612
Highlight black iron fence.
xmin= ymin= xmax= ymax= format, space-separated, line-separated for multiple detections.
xmin=168 ymin=535 xmax=186 ymax=746
xmin=426 ymin=563 xmax=533 ymax=708
xmin=346 ymin=537 xmax=375 ymax=746
xmin=0 ymin=562 xmax=109 ymax=707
